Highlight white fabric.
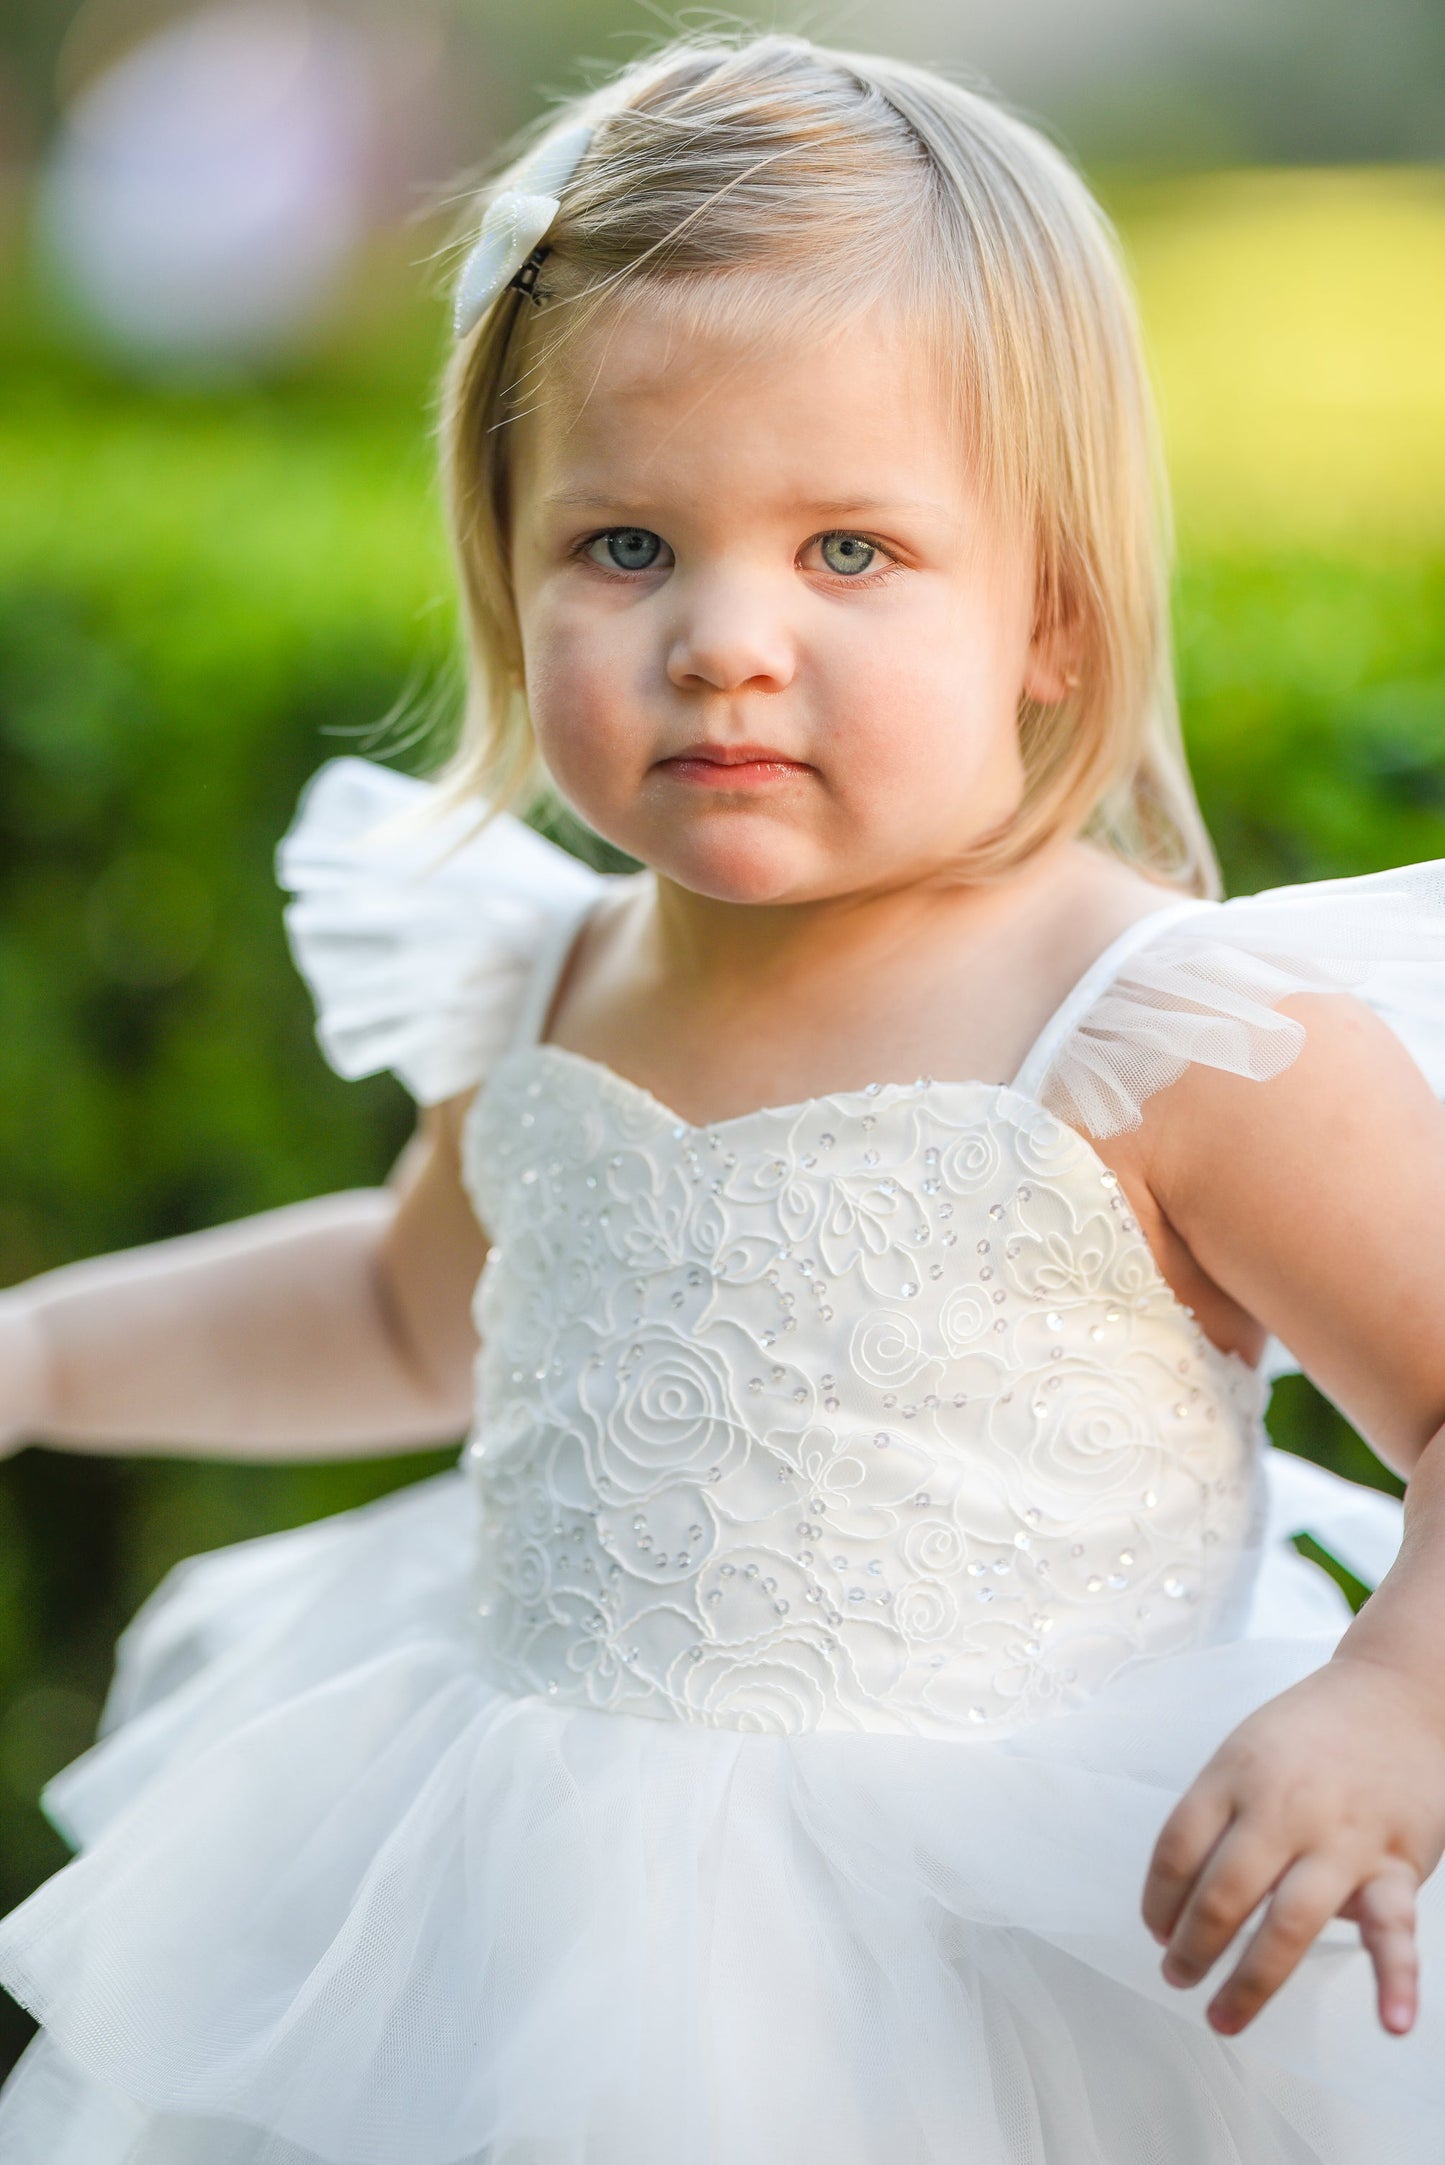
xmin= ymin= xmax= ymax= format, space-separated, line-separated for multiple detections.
xmin=1024 ymin=862 xmax=1445 ymax=1139
xmin=461 ymin=1050 xmax=1277 ymax=1737
xmin=273 ymin=757 xmax=604 ymax=1106
xmin=1008 ymin=897 xmax=1216 ymax=1100
xmin=0 ymin=1468 xmax=1431 ymax=2165
xmin=2 ymin=755 xmax=1441 ymax=2163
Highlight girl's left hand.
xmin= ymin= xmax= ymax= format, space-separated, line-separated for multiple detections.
xmin=1141 ymin=1653 xmax=1445 ymax=2035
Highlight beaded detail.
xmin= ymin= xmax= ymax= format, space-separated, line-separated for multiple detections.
xmin=461 ymin=1047 xmax=1268 ymax=1740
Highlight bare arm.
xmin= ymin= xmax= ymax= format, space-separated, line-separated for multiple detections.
xmin=1142 ymin=992 xmax=1445 ymax=1478
xmin=1134 ymin=995 xmax=1445 ymax=2037
xmin=0 ymin=1089 xmax=488 ymax=1462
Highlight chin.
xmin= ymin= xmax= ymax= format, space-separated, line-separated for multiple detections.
xmin=648 ymin=817 xmax=827 ymax=905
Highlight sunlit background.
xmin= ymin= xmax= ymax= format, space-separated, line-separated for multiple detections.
xmin=1 ymin=0 xmax=1443 ymax=2079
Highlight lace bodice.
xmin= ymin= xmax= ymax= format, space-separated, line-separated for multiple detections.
xmin=275 ymin=757 xmax=1445 ymax=1740
xmin=461 ymin=1045 xmax=1268 ymax=1737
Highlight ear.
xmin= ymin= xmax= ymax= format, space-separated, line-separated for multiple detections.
xmin=1022 ymin=571 xmax=1078 ymax=705
xmin=1021 ymin=599 xmax=1083 ymax=705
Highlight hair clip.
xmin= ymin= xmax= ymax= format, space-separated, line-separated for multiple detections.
xmin=453 ymin=119 xmax=594 ymax=340
xmin=506 ymin=246 xmax=550 ymax=303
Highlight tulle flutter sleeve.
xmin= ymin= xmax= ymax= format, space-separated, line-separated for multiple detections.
xmin=274 ymin=757 xmax=607 ymax=1106
xmin=1033 ymin=861 xmax=1445 ymax=1142
xmin=1022 ymin=858 xmax=1445 ymax=1387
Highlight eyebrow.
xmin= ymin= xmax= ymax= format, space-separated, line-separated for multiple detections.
xmin=542 ymin=491 xmax=952 ymax=519
xmin=801 ymin=498 xmax=953 ymax=521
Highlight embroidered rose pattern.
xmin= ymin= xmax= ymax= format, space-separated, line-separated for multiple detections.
xmin=463 ymin=1055 xmax=1266 ymax=1739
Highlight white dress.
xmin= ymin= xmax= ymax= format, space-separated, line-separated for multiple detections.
xmin=2 ymin=754 xmax=1444 ymax=2164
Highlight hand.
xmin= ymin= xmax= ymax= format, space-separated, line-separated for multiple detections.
xmin=0 ymin=1292 xmax=49 ymax=1458
xmin=1142 ymin=1654 xmax=1445 ymax=2036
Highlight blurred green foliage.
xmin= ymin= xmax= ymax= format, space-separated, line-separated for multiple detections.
xmin=1 ymin=189 xmax=1443 ymax=2079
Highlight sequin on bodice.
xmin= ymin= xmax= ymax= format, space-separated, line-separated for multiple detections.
xmin=461 ymin=1046 xmax=1269 ymax=1740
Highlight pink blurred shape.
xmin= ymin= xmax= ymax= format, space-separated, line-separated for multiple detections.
xmin=38 ymin=2 xmax=376 ymax=366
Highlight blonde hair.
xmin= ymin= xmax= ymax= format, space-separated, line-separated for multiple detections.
xmin=421 ymin=31 xmax=1221 ymax=899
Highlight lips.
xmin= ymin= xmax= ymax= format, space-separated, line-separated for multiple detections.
xmin=656 ymin=743 xmax=811 ymax=790
xmin=663 ymin=742 xmax=807 ymax=767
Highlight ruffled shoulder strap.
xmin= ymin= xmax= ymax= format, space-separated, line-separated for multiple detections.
xmin=274 ymin=757 xmax=609 ymax=1106
xmin=1013 ymin=860 xmax=1445 ymax=1142
xmin=1011 ymin=860 xmax=1445 ymax=1384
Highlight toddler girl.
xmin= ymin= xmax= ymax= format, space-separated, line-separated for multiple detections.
xmin=1 ymin=31 xmax=1444 ymax=2164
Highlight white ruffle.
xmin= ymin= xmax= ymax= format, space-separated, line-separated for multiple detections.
xmin=276 ymin=761 xmax=1445 ymax=1140
xmin=0 ymin=1450 xmax=1433 ymax=2165
xmin=1035 ymin=862 xmax=1445 ymax=1140
xmin=274 ymin=759 xmax=606 ymax=1106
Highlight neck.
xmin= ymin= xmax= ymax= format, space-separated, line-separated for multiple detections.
xmin=644 ymin=834 xmax=1082 ymax=1003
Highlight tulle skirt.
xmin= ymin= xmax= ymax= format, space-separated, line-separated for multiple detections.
xmin=0 ymin=1451 xmax=1439 ymax=2165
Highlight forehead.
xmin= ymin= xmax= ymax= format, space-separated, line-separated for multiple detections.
xmin=510 ymin=281 xmax=973 ymax=509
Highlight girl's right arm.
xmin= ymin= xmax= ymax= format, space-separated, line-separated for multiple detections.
xmin=0 ymin=1090 xmax=487 ymax=1462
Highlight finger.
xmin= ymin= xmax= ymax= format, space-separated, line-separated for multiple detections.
xmin=1161 ymin=1825 xmax=1287 ymax=1989
xmin=1347 ymin=1864 xmax=1419 ymax=2035
xmin=1142 ymin=1784 xmax=1236 ymax=1944
xmin=1205 ymin=1854 xmax=1358 ymax=2034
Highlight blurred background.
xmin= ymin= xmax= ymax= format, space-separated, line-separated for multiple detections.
xmin=1 ymin=0 xmax=1443 ymax=2081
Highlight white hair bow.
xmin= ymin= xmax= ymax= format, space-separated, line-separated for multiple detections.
xmin=453 ymin=120 xmax=595 ymax=340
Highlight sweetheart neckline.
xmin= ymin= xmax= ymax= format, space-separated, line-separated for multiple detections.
xmin=467 ymin=1039 xmax=1269 ymax=1397
xmin=529 ymin=1039 xmax=978 ymax=1137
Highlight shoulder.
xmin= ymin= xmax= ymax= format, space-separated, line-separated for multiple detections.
xmin=1025 ymin=851 xmax=1445 ymax=1445
xmin=1141 ymin=987 xmax=1440 ymax=1193
xmin=1040 ymin=838 xmax=1186 ymax=945
xmin=1024 ymin=842 xmax=1195 ymax=1018
xmin=1032 ymin=852 xmax=1445 ymax=1141
xmin=1137 ymin=987 xmax=1445 ymax=1465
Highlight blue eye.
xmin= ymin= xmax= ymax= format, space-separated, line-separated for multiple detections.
xmin=819 ymin=532 xmax=876 ymax=576
xmin=589 ymin=528 xmax=664 ymax=572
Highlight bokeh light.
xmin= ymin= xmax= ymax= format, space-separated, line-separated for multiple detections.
xmin=1127 ymin=166 xmax=1445 ymax=543
xmin=37 ymin=1 xmax=378 ymax=367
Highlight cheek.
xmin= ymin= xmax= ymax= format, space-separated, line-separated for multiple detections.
xmin=817 ymin=602 xmax=1024 ymax=807
xmin=521 ymin=595 xmax=643 ymax=795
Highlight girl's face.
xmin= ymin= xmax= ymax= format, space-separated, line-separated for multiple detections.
xmin=508 ymin=294 xmax=1069 ymax=906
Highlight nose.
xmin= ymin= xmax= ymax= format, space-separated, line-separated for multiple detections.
xmin=665 ymin=571 xmax=796 ymax=696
